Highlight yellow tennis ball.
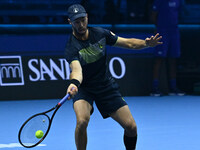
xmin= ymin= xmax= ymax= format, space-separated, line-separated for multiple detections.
xmin=35 ymin=130 xmax=44 ymax=139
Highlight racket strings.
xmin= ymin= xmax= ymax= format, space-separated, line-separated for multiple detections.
xmin=19 ymin=114 xmax=50 ymax=147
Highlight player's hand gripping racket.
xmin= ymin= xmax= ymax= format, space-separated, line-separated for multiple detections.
xmin=18 ymin=93 xmax=71 ymax=148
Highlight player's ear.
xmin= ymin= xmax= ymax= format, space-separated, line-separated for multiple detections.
xmin=68 ymin=18 xmax=72 ymax=25
xmin=86 ymin=13 xmax=88 ymax=22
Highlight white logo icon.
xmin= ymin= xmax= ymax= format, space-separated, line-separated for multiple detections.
xmin=0 ymin=56 xmax=24 ymax=86
xmin=73 ymin=8 xmax=79 ymax=13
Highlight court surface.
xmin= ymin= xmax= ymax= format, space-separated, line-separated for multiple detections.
xmin=0 ymin=96 xmax=200 ymax=150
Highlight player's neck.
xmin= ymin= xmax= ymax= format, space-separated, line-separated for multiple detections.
xmin=73 ymin=29 xmax=89 ymax=41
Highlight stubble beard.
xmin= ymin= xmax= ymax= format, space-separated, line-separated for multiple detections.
xmin=72 ymin=26 xmax=87 ymax=38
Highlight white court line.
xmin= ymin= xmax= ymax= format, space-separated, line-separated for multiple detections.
xmin=0 ymin=143 xmax=46 ymax=148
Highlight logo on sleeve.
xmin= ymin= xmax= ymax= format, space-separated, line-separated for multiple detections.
xmin=98 ymin=44 xmax=103 ymax=49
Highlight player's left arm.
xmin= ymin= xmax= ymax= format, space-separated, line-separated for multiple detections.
xmin=114 ymin=33 xmax=163 ymax=50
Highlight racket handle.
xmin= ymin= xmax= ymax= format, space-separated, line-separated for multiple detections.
xmin=58 ymin=93 xmax=70 ymax=106
xmin=58 ymin=87 xmax=75 ymax=106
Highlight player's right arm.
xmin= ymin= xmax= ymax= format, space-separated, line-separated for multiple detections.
xmin=67 ymin=60 xmax=83 ymax=99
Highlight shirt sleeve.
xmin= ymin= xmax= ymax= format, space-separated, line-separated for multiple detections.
xmin=65 ymin=45 xmax=79 ymax=64
xmin=64 ymin=35 xmax=80 ymax=64
xmin=103 ymin=28 xmax=118 ymax=46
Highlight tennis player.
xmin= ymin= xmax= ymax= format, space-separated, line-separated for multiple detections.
xmin=65 ymin=4 xmax=162 ymax=150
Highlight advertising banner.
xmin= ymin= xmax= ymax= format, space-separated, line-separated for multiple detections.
xmin=0 ymin=55 xmax=156 ymax=100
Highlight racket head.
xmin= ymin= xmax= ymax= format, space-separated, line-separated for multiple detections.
xmin=18 ymin=113 xmax=51 ymax=148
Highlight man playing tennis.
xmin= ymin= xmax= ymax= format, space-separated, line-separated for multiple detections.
xmin=65 ymin=4 xmax=162 ymax=150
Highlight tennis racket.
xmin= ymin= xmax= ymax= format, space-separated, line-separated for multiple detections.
xmin=18 ymin=93 xmax=71 ymax=148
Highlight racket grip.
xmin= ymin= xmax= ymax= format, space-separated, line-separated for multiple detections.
xmin=58 ymin=93 xmax=70 ymax=106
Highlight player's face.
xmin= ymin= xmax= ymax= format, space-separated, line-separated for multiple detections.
xmin=71 ymin=17 xmax=88 ymax=35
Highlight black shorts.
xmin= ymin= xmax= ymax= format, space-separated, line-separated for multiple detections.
xmin=72 ymin=81 xmax=127 ymax=119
